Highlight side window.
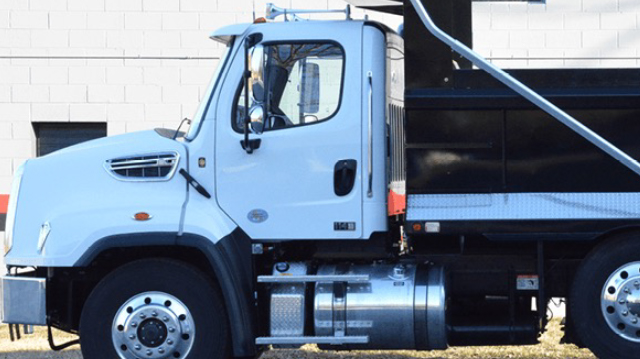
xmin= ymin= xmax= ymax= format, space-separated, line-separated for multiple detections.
xmin=234 ymin=42 xmax=344 ymax=132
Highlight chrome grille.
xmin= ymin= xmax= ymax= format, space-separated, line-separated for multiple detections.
xmin=105 ymin=152 xmax=179 ymax=181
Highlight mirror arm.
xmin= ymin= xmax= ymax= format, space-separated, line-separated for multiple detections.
xmin=240 ymin=33 xmax=262 ymax=154
xmin=241 ymin=33 xmax=263 ymax=154
xmin=243 ymin=38 xmax=252 ymax=154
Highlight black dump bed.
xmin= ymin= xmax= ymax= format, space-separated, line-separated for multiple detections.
xmin=405 ymin=69 xmax=640 ymax=195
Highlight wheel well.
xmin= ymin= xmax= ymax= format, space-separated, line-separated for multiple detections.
xmin=592 ymin=225 xmax=640 ymax=246
xmin=87 ymin=245 xmax=218 ymax=281
xmin=48 ymin=245 xmax=221 ymax=334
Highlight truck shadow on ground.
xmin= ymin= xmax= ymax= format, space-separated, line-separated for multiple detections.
xmin=260 ymin=350 xmax=445 ymax=359
xmin=0 ymin=351 xmax=82 ymax=359
xmin=0 ymin=351 xmax=436 ymax=359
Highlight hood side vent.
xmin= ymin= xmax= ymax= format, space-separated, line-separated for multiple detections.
xmin=105 ymin=152 xmax=180 ymax=182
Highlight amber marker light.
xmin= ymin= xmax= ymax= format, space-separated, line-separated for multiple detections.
xmin=412 ymin=223 xmax=422 ymax=232
xmin=254 ymin=17 xmax=267 ymax=24
xmin=133 ymin=212 xmax=152 ymax=221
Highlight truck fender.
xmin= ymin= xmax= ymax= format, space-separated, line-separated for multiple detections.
xmin=178 ymin=230 xmax=256 ymax=358
xmin=75 ymin=228 xmax=256 ymax=357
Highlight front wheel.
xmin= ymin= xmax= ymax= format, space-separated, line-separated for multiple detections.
xmin=80 ymin=258 xmax=230 ymax=359
xmin=571 ymin=234 xmax=640 ymax=359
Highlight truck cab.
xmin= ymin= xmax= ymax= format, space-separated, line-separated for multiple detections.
xmin=199 ymin=20 xmax=390 ymax=242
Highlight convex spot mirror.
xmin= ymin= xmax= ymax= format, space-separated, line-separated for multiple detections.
xmin=303 ymin=114 xmax=318 ymax=123
xmin=249 ymin=45 xmax=265 ymax=102
xmin=249 ymin=105 xmax=265 ymax=134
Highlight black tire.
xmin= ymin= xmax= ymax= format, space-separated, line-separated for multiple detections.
xmin=80 ymin=258 xmax=230 ymax=359
xmin=570 ymin=234 xmax=640 ymax=359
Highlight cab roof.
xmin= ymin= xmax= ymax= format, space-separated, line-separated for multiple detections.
xmin=209 ymin=20 xmax=374 ymax=45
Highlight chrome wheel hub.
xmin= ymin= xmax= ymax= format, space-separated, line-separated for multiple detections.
xmin=601 ymin=262 xmax=640 ymax=343
xmin=112 ymin=292 xmax=196 ymax=359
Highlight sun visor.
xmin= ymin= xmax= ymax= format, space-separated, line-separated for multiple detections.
xmin=210 ymin=23 xmax=252 ymax=44
xmin=344 ymin=0 xmax=403 ymax=15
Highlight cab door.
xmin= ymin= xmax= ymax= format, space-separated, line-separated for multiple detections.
xmin=214 ymin=23 xmax=364 ymax=240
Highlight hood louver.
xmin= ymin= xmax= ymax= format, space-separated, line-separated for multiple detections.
xmin=105 ymin=152 xmax=180 ymax=181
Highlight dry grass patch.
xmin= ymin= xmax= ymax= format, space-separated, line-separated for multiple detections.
xmin=0 ymin=319 xmax=594 ymax=358
xmin=0 ymin=325 xmax=80 ymax=358
xmin=260 ymin=319 xmax=594 ymax=359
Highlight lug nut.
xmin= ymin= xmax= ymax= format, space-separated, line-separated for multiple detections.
xmin=134 ymin=344 xmax=141 ymax=350
xmin=131 ymin=322 xmax=137 ymax=328
xmin=168 ymin=327 xmax=175 ymax=333
xmin=129 ymin=334 xmax=136 ymax=340
xmin=158 ymin=348 xmax=165 ymax=354
xmin=632 ymin=317 xmax=638 ymax=324
xmin=625 ymin=288 xmax=631 ymax=294
xmin=140 ymin=313 xmax=146 ymax=319
xmin=146 ymin=349 xmax=152 ymax=356
xmin=167 ymin=339 xmax=173 ymax=345
xmin=152 ymin=311 xmax=158 ymax=317
xmin=635 ymin=281 xmax=640 ymax=288
xmin=623 ymin=310 xmax=629 ymax=316
xmin=620 ymin=298 xmax=627 ymax=304
xmin=163 ymin=316 xmax=169 ymax=322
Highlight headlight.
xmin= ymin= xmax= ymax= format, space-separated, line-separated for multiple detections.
xmin=4 ymin=163 xmax=25 ymax=256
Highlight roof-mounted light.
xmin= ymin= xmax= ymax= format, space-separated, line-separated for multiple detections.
xmin=265 ymin=3 xmax=351 ymax=21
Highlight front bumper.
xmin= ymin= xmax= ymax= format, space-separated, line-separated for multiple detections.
xmin=0 ymin=275 xmax=47 ymax=325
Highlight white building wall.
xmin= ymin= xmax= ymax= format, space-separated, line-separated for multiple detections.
xmin=0 ymin=0 xmax=400 ymax=194
xmin=473 ymin=0 xmax=640 ymax=68
xmin=0 ymin=0 xmax=639 ymax=195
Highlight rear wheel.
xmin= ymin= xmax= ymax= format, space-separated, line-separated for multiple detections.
xmin=80 ymin=258 xmax=230 ymax=359
xmin=571 ymin=234 xmax=640 ymax=359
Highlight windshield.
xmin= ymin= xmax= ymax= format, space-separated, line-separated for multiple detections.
xmin=185 ymin=41 xmax=233 ymax=140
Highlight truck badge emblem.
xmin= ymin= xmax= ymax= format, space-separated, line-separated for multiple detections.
xmin=334 ymin=222 xmax=356 ymax=231
xmin=248 ymin=209 xmax=268 ymax=223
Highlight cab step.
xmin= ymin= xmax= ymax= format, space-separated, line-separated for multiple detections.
xmin=255 ymin=336 xmax=369 ymax=345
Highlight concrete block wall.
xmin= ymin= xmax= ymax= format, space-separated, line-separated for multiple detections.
xmin=473 ymin=0 xmax=640 ymax=68
xmin=0 ymin=0 xmax=639 ymax=196
xmin=0 ymin=0 xmax=399 ymax=195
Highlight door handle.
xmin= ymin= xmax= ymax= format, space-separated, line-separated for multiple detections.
xmin=334 ymin=159 xmax=357 ymax=196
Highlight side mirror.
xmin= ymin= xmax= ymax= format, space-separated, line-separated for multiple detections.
xmin=249 ymin=45 xmax=265 ymax=102
xmin=300 ymin=62 xmax=320 ymax=114
xmin=249 ymin=105 xmax=265 ymax=134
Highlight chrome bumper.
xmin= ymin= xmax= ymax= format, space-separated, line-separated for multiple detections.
xmin=0 ymin=275 xmax=47 ymax=325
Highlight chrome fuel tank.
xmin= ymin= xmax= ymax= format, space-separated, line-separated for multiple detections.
xmin=314 ymin=263 xmax=446 ymax=350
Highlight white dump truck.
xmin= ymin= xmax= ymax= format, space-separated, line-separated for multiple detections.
xmin=3 ymin=1 xmax=640 ymax=358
